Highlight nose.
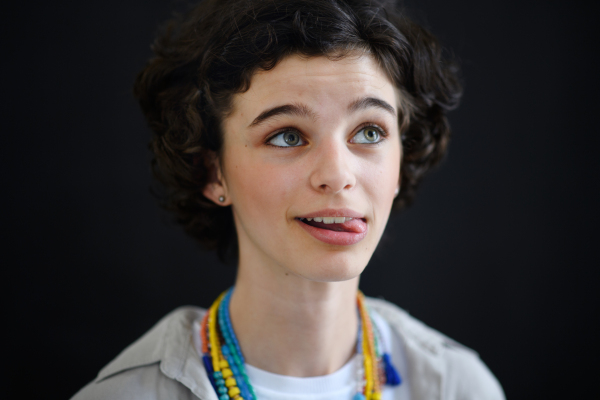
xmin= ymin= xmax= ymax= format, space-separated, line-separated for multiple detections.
xmin=309 ymin=139 xmax=356 ymax=194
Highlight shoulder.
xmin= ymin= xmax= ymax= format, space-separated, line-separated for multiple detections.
xmin=71 ymin=306 xmax=210 ymax=400
xmin=366 ymin=297 xmax=505 ymax=400
xmin=71 ymin=363 xmax=196 ymax=400
xmin=439 ymin=342 xmax=505 ymax=400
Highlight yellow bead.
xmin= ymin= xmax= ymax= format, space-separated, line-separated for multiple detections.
xmin=372 ymin=393 xmax=382 ymax=400
xmin=228 ymin=386 xmax=241 ymax=397
xmin=219 ymin=359 xmax=229 ymax=369
xmin=222 ymin=368 xmax=233 ymax=378
xmin=225 ymin=377 xmax=237 ymax=387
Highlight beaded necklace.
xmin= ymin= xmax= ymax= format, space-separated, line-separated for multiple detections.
xmin=201 ymin=288 xmax=401 ymax=400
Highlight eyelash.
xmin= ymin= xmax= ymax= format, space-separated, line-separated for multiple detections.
xmin=265 ymin=122 xmax=389 ymax=148
xmin=264 ymin=128 xmax=301 ymax=148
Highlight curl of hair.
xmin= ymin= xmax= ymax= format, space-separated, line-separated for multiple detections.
xmin=133 ymin=0 xmax=462 ymax=261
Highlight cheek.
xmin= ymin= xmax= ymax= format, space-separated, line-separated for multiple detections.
xmin=386 ymin=141 xmax=402 ymax=188
xmin=227 ymin=154 xmax=299 ymax=224
xmin=362 ymin=145 xmax=401 ymax=212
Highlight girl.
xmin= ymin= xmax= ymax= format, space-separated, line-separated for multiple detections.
xmin=73 ymin=1 xmax=504 ymax=399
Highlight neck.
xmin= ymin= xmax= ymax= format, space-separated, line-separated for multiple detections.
xmin=229 ymin=262 xmax=359 ymax=377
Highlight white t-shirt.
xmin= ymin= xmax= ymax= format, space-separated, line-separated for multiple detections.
xmin=194 ymin=310 xmax=410 ymax=400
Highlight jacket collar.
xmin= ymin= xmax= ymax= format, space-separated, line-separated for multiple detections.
xmin=95 ymin=300 xmax=445 ymax=400
xmin=96 ymin=307 xmax=218 ymax=400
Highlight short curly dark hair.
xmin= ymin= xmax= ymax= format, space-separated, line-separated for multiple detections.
xmin=134 ymin=0 xmax=462 ymax=261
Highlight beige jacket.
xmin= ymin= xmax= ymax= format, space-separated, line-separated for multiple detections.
xmin=72 ymin=297 xmax=505 ymax=400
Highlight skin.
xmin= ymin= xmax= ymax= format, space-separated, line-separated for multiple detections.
xmin=203 ymin=53 xmax=402 ymax=377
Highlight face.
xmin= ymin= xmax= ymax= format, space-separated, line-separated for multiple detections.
xmin=207 ymin=53 xmax=401 ymax=282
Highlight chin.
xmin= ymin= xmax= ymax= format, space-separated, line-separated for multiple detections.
xmin=289 ymin=252 xmax=369 ymax=283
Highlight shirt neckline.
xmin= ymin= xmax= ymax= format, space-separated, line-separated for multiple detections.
xmin=243 ymin=354 xmax=358 ymax=395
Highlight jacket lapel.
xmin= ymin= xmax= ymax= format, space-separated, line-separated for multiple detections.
xmin=367 ymin=297 xmax=443 ymax=400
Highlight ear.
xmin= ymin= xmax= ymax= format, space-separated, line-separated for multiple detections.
xmin=202 ymin=156 xmax=231 ymax=206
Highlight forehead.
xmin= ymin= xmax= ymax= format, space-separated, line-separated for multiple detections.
xmin=227 ymin=53 xmax=399 ymax=123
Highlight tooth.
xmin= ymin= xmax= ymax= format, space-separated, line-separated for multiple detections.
xmin=313 ymin=217 xmax=323 ymax=222
xmin=322 ymin=217 xmax=335 ymax=224
xmin=334 ymin=217 xmax=345 ymax=223
xmin=307 ymin=218 xmax=313 ymax=221
xmin=345 ymin=217 xmax=353 ymax=222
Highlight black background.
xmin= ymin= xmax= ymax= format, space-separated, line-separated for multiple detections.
xmin=4 ymin=0 xmax=599 ymax=399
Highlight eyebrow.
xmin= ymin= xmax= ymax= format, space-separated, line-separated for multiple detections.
xmin=348 ymin=96 xmax=396 ymax=117
xmin=248 ymin=103 xmax=317 ymax=128
xmin=247 ymin=96 xmax=396 ymax=128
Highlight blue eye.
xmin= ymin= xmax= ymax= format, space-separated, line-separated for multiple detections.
xmin=351 ymin=127 xmax=382 ymax=144
xmin=268 ymin=131 xmax=304 ymax=147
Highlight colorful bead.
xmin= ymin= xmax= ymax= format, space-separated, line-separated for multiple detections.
xmin=202 ymin=288 xmax=400 ymax=400
xmin=222 ymin=368 xmax=233 ymax=378
xmin=358 ymin=291 xmax=382 ymax=399
xmin=202 ymin=354 xmax=216 ymax=388
xmin=223 ymin=291 xmax=245 ymax=363
xmin=218 ymin=290 xmax=255 ymax=400
xmin=201 ymin=311 xmax=210 ymax=354
xmin=225 ymin=377 xmax=237 ymax=387
xmin=209 ymin=293 xmax=227 ymax=372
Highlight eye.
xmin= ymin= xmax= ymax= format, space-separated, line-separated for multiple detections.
xmin=268 ymin=131 xmax=305 ymax=147
xmin=351 ymin=126 xmax=383 ymax=144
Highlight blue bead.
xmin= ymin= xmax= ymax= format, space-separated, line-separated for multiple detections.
xmin=215 ymin=378 xmax=225 ymax=386
xmin=353 ymin=394 xmax=366 ymax=400
xmin=202 ymin=355 xmax=216 ymax=389
xmin=217 ymin=386 xmax=228 ymax=394
xmin=223 ymin=290 xmax=246 ymax=365
xmin=222 ymin=345 xmax=230 ymax=355
xmin=219 ymin=395 xmax=229 ymax=400
xmin=213 ymin=371 xmax=222 ymax=379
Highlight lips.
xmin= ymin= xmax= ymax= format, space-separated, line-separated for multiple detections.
xmin=297 ymin=217 xmax=367 ymax=233
xmin=295 ymin=209 xmax=368 ymax=246
xmin=297 ymin=208 xmax=365 ymax=220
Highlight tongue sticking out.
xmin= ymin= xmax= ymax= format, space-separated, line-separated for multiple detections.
xmin=300 ymin=218 xmax=367 ymax=233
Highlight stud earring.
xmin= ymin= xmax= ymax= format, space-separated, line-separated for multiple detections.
xmin=394 ymin=187 xmax=400 ymax=197
xmin=218 ymin=196 xmax=225 ymax=203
